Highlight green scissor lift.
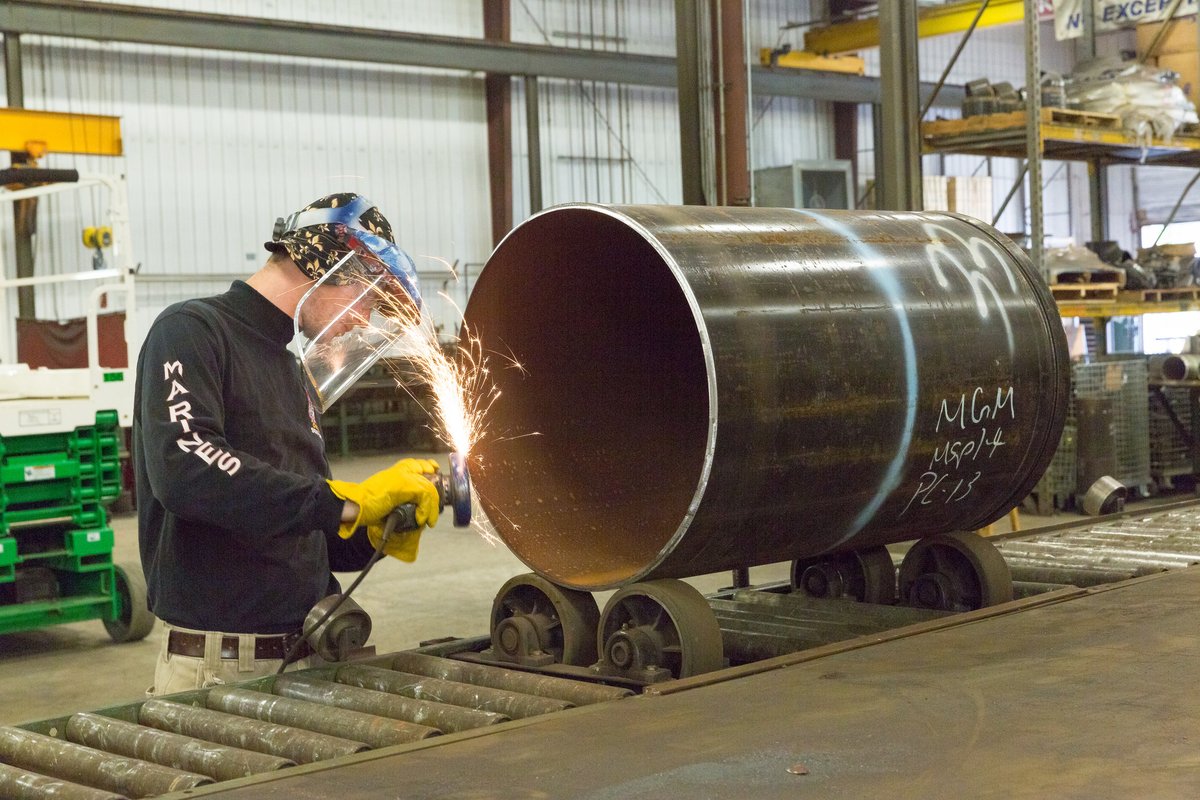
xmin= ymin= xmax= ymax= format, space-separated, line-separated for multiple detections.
xmin=0 ymin=409 xmax=154 ymax=642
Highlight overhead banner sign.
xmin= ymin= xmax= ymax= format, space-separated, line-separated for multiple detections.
xmin=1056 ymin=0 xmax=1198 ymax=40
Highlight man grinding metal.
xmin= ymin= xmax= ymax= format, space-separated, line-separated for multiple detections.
xmin=133 ymin=192 xmax=439 ymax=694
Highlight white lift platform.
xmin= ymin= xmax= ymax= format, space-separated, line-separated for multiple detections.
xmin=0 ymin=174 xmax=137 ymax=437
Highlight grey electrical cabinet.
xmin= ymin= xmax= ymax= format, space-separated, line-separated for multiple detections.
xmin=753 ymin=159 xmax=854 ymax=210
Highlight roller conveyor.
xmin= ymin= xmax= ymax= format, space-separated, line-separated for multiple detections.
xmin=994 ymin=501 xmax=1200 ymax=586
xmin=10 ymin=500 xmax=1200 ymax=798
xmin=0 ymin=651 xmax=633 ymax=799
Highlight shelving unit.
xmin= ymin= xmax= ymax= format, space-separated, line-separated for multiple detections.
xmin=923 ymin=108 xmax=1200 ymax=167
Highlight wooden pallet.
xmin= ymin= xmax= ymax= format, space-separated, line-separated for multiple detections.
xmin=1047 ymin=268 xmax=1125 ymax=286
xmin=1130 ymin=286 xmax=1200 ymax=302
xmin=922 ymin=107 xmax=1122 ymax=138
xmin=1049 ymin=283 xmax=1120 ymax=302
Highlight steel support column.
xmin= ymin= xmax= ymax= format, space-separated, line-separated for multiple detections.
xmin=878 ymin=0 xmax=922 ymax=210
xmin=713 ymin=0 xmax=750 ymax=206
xmin=484 ymin=0 xmax=512 ymax=246
xmin=3 ymin=31 xmax=34 ymax=318
xmin=524 ymin=75 xmax=543 ymax=215
xmin=676 ymin=0 xmax=706 ymax=205
xmin=830 ymin=0 xmax=859 ymax=198
xmin=834 ymin=102 xmax=858 ymax=200
xmin=1024 ymin=0 xmax=1043 ymax=276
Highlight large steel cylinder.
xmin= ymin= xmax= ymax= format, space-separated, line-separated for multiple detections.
xmin=462 ymin=204 xmax=1069 ymax=590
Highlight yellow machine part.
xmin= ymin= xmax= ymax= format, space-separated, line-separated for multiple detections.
xmin=805 ymin=0 xmax=1026 ymax=54
xmin=759 ymin=48 xmax=865 ymax=75
xmin=82 ymin=226 xmax=113 ymax=249
xmin=0 ymin=108 xmax=123 ymax=158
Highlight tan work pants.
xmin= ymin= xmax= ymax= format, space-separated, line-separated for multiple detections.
xmin=148 ymin=622 xmax=315 ymax=697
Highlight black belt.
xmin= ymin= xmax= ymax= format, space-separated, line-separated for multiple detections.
xmin=167 ymin=629 xmax=312 ymax=662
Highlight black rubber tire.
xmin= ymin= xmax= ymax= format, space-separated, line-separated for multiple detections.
xmin=104 ymin=562 xmax=157 ymax=643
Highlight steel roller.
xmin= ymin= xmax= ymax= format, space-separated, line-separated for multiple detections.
xmin=388 ymin=653 xmax=633 ymax=706
xmin=137 ymin=700 xmax=367 ymax=765
xmin=0 ymin=762 xmax=128 ymax=800
xmin=64 ymin=712 xmax=295 ymax=781
xmin=463 ymin=204 xmax=1069 ymax=590
xmin=205 ymin=688 xmax=440 ymax=748
xmin=0 ymin=726 xmax=211 ymax=797
xmin=272 ymin=676 xmax=508 ymax=734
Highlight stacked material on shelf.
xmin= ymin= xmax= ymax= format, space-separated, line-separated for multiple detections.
xmin=1044 ymin=244 xmax=1127 ymax=287
xmin=1066 ymin=57 xmax=1198 ymax=147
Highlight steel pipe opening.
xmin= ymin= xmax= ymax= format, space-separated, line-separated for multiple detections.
xmin=463 ymin=205 xmax=1069 ymax=591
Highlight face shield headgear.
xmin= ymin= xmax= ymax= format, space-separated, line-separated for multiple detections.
xmin=267 ymin=193 xmax=422 ymax=411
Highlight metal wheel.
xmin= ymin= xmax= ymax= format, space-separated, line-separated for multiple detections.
xmin=897 ymin=531 xmax=1013 ymax=612
xmin=597 ymin=579 xmax=724 ymax=680
xmin=104 ymin=562 xmax=156 ymax=643
xmin=791 ymin=546 xmax=896 ymax=604
xmin=490 ymin=573 xmax=600 ymax=667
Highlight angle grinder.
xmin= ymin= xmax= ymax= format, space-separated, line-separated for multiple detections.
xmin=286 ymin=453 xmax=474 ymax=667
xmin=385 ymin=451 xmax=473 ymax=531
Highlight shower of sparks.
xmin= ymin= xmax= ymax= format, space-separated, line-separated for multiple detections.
xmin=348 ymin=268 xmax=522 ymax=547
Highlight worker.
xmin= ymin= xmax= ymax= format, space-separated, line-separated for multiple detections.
xmin=133 ymin=192 xmax=439 ymax=695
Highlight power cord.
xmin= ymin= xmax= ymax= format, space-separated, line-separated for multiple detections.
xmin=275 ymin=509 xmax=402 ymax=673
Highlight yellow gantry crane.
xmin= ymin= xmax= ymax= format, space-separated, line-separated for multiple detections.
xmin=805 ymin=0 xmax=1027 ymax=54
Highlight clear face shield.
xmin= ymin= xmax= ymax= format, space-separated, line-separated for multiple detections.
xmin=294 ymin=252 xmax=415 ymax=412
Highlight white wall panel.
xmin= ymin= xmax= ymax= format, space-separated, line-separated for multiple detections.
xmin=78 ymin=0 xmax=482 ymax=36
xmin=746 ymin=2 xmax=835 ymax=182
xmin=4 ymin=35 xmax=490 ymax=339
xmin=4 ymin=0 xmax=1096 ymax=342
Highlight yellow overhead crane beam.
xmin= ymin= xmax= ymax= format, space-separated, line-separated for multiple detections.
xmin=0 ymin=107 xmax=123 ymax=158
xmin=759 ymin=48 xmax=865 ymax=75
xmin=804 ymin=0 xmax=1026 ymax=55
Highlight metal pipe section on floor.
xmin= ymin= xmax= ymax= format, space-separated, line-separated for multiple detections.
xmin=1162 ymin=354 xmax=1200 ymax=381
xmin=463 ymin=204 xmax=1069 ymax=590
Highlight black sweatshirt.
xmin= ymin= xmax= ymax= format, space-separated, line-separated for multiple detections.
xmin=133 ymin=281 xmax=374 ymax=634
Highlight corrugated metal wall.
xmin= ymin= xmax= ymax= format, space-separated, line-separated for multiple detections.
xmin=2 ymin=2 xmax=1081 ymax=348
xmin=509 ymin=0 xmax=683 ymax=214
xmin=11 ymin=42 xmax=490 ymax=340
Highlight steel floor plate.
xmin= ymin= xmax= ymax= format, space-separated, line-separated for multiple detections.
xmin=190 ymin=568 xmax=1200 ymax=799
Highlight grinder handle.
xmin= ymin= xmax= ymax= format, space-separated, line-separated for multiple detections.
xmin=385 ymin=503 xmax=420 ymax=533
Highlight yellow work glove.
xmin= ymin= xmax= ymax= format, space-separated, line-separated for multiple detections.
xmin=328 ymin=458 xmax=441 ymax=545
xmin=366 ymin=523 xmax=422 ymax=563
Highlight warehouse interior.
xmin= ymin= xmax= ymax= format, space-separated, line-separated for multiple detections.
xmin=2 ymin=0 xmax=1200 ymax=797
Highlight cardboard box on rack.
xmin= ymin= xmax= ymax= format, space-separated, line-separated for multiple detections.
xmin=1137 ymin=17 xmax=1200 ymax=57
xmin=948 ymin=176 xmax=993 ymax=224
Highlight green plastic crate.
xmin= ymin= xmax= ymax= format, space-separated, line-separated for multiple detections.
xmin=0 ymin=411 xmax=121 ymax=532
xmin=0 ymin=537 xmax=14 ymax=583
xmin=67 ymin=527 xmax=112 ymax=557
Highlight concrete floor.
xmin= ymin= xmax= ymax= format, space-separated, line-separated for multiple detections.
xmin=0 ymin=451 xmax=1069 ymax=726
